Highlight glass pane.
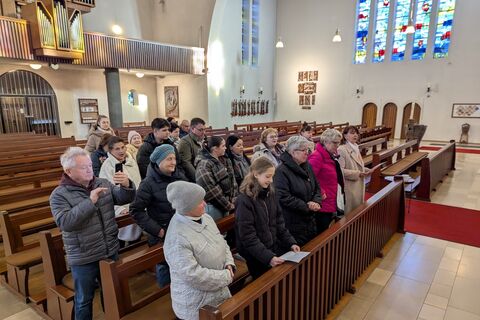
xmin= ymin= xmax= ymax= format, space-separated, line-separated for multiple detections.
xmin=433 ymin=0 xmax=456 ymax=59
xmin=354 ymin=0 xmax=372 ymax=64
xmin=412 ymin=0 xmax=433 ymax=60
xmin=391 ymin=0 xmax=412 ymax=62
xmin=251 ymin=0 xmax=259 ymax=66
xmin=241 ymin=0 xmax=250 ymax=65
xmin=373 ymin=0 xmax=391 ymax=63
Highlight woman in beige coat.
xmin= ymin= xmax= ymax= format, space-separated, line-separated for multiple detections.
xmin=84 ymin=115 xmax=116 ymax=153
xmin=337 ymin=126 xmax=372 ymax=215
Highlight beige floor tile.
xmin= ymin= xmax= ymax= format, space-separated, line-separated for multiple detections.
xmin=395 ymin=244 xmax=444 ymax=284
xmin=433 ymin=269 xmax=456 ymax=286
xmin=356 ymin=282 xmax=384 ymax=302
xmin=424 ymin=293 xmax=448 ymax=309
xmin=438 ymin=257 xmax=460 ymax=272
xmin=414 ymin=236 xmax=449 ymax=249
xmin=457 ymin=255 xmax=480 ymax=280
xmin=418 ymin=304 xmax=446 ymax=320
xmin=0 ymin=288 xmax=29 ymax=319
xmin=366 ymin=268 xmax=393 ymax=287
xmin=428 ymin=283 xmax=453 ymax=299
xmin=364 ymin=275 xmax=429 ymax=320
xmin=444 ymin=307 xmax=480 ymax=320
xmin=463 ymin=245 xmax=480 ymax=259
xmin=336 ymin=296 xmax=374 ymax=320
xmin=2 ymin=308 xmax=47 ymax=320
xmin=449 ymin=276 xmax=480 ymax=316
xmin=444 ymin=246 xmax=463 ymax=260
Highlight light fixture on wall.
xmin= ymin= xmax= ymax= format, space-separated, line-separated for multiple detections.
xmin=405 ymin=0 xmax=415 ymax=34
xmin=240 ymin=85 xmax=245 ymax=96
xmin=49 ymin=63 xmax=59 ymax=70
xmin=332 ymin=28 xmax=342 ymax=43
xmin=356 ymin=86 xmax=364 ymax=98
xmin=426 ymin=84 xmax=432 ymax=98
xmin=275 ymin=37 xmax=284 ymax=48
xmin=135 ymin=72 xmax=145 ymax=78
xmin=258 ymin=87 xmax=264 ymax=96
xmin=29 ymin=63 xmax=42 ymax=70
xmin=112 ymin=24 xmax=123 ymax=35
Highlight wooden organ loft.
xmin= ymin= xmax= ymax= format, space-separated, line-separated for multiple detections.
xmin=0 ymin=0 xmax=94 ymax=59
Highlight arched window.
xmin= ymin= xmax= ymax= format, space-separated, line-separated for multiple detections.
xmin=391 ymin=0 xmax=412 ymax=62
xmin=242 ymin=0 xmax=260 ymax=66
xmin=433 ymin=0 xmax=456 ymax=59
xmin=412 ymin=0 xmax=433 ymax=60
xmin=0 ymin=70 xmax=60 ymax=136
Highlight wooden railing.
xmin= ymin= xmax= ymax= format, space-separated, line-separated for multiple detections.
xmin=416 ymin=140 xmax=456 ymax=201
xmin=200 ymin=181 xmax=405 ymax=320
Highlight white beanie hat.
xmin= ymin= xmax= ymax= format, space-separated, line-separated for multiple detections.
xmin=166 ymin=181 xmax=206 ymax=215
xmin=127 ymin=130 xmax=141 ymax=144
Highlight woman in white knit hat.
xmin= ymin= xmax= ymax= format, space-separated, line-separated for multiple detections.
xmin=164 ymin=181 xmax=235 ymax=320
xmin=126 ymin=130 xmax=142 ymax=161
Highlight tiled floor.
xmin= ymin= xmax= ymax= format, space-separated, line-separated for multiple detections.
xmin=1 ymin=140 xmax=479 ymax=320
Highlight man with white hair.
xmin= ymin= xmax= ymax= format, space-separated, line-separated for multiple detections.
xmin=49 ymin=147 xmax=136 ymax=320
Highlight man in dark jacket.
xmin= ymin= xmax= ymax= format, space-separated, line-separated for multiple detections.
xmin=49 ymin=147 xmax=135 ymax=320
xmin=130 ymin=144 xmax=187 ymax=286
xmin=274 ymin=136 xmax=322 ymax=246
xmin=178 ymin=117 xmax=206 ymax=182
xmin=137 ymin=118 xmax=182 ymax=179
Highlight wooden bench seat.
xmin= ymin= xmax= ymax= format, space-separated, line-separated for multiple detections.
xmin=381 ymin=152 xmax=428 ymax=176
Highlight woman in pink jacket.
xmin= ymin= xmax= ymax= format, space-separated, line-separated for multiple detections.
xmin=308 ymin=128 xmax=345 ymax=233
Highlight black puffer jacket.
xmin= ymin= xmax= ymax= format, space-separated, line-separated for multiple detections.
xmin=274 ymin=152 xmax=322 ymax=246
xmin=49 ymin=175 xmax=135 ymax=266
xmin=129 ymin=162 xmax=187 ymax=245
xmin=136 ymin=133 xmax=182 ymax=179
xmin=235 ymin=189 xmax=297 ymax=266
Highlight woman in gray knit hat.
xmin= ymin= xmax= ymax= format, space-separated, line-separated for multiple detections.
xmin=164 ymin=181 xmax=235 ymax=320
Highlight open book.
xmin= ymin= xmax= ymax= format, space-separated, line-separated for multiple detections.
xmin=279 ymin=251 xmax=310 ymax=263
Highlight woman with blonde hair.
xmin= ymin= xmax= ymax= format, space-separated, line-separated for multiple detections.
xmin=235 ymin=157 xmax=299 ymax=279
xmin=251 ymin=128 xmax=285 ymax=167
xmin=85 ymin=115 xmax=116 ymax=153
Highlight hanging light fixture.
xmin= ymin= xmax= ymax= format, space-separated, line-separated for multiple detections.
xmin=405 ymin=0 xmax=415 ymax=34
xmin=275 ymin=37 xmax=284 ymax=48
xmin=135 ymin=72 xmax=145 ymax=78
xmin=332 ymin=28 xmax=342 ymax=43
xmin=111 ymin=24 xmax=123 ymax=35
xmin=29 ymin=63 xmax=42 ymax=70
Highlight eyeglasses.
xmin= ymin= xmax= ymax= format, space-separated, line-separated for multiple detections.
xmin=194 ymin=127 xmax=205 ymax=132
xmin=295 ymin=149 xmax=309 ymax=153
xmin=331 ymin=141 xmax=341 ymax=145
xmin=267 ymin=135 xmax=278 ymax=139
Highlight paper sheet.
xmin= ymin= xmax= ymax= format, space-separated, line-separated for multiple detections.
xmin=279 ymin=251 xmax=310 ymax=263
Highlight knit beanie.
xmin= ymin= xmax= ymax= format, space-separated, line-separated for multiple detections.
xmin=166 ymin=181 xmax=206 ymax=215
xmin=127 ymin=130 xmax=141 ymax=144
xmin=150 ymin=144 xmax=175 ymax=165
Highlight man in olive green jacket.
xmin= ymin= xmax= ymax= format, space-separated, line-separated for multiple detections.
xmin=177 ymin=117 xmax=206 ymax=182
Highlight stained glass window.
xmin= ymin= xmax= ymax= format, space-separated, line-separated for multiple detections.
xmin=412 ymin=0 xmax=433 ymax=60
xmin=354 ymin=0 xmax=372 ymax=64
xmin=373 ymin=0 xmax=391 ymax=63
xmin=241 ymin=0 xmax=250 ymax=65
xmin=251 ymin=0 xmax=259 ymax=66
xmin=433 ymin=0 xmax=455 ymax=59
xmin=391 ymin=0 xmax=412 ymax=61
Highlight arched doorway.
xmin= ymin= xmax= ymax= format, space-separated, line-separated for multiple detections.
xmin=0 ymin=70 xmax=60 ymax=136
xmin=400 ymin=102 xmax=421 ymax=139
xmin=382 ymin=103 xmax=397 ymax=139
xmin=362 ymin=103 xmax=377 ymax=129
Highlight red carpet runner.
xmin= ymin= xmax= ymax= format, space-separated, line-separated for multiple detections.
xmin=420 ymin=146 xmax=480 ymax=154
xmin=405 ymin=199 xmax=480 ymax=247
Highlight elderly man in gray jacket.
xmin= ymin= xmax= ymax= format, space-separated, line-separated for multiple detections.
xmin=49 ymin=147 xmax=135 ymax=320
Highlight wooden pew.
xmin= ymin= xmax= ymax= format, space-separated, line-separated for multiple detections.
xmin=234 ymin=120 xmax=287 ymax=131
xmin=123 ymin=121 xmax=147 ymax=127
xmin=0 ymin=209 xmax=59 ymax=305
xmin=199 ymin=181 xmax=406 ymax=319
xmin=415 ymin=141 xmax=456 ymax=201
xmin=368 ymin=140 xmax=428 ymax=193
xmin=359 ymin=137 xmax=388 ymax=166
xmin=114 ymin=126 xmax=151 ymax=141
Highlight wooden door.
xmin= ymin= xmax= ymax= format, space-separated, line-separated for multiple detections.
xmin=362 ymin=103 xmax=377 ymax=129
xmin=382 ymin=103 xmax=397 ymax=139
xmin=400 ymin=102 xmax=421 ymax=139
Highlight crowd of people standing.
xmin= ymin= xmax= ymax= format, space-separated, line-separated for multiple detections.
xmin=51 ymin=116 xmax=371 ymax=320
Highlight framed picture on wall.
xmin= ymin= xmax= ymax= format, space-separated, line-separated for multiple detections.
xmin=164 ymin=86 xmax=179 ymax=117
xmin=451 ymin=103 xmax=480 ymax=118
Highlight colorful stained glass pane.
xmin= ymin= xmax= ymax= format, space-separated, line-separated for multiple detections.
xmin=373 ymin=0 xmax=391 ymax=63
xmin=241 ymin=0 xmax=250 ymax=65
xmin=354 ymin=0 xmax=372 ymax=64
xmin=391 ymin=0 xmax=412 ymax=61
xmin=412 ymin=0 xmax=433 ymax=60
xmin=251 ymin=0 xmax=259 ymax=66
xmin=433 ymin=0 xmax=455 ymax=59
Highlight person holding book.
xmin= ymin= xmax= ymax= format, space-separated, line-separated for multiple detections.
xmin=235 ymin=157 xmax=300 ymax=279
xmin=337 ymin=126 xmax=372 ymax=214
